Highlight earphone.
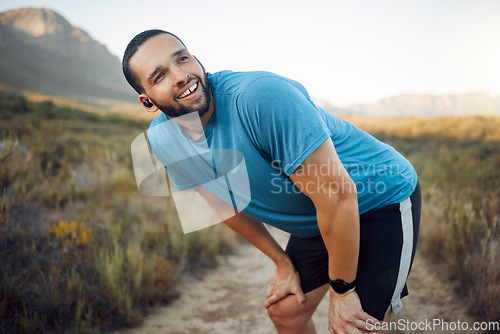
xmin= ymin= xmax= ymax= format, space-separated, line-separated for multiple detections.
xmin=142 ymin=99 xmax=153 ymax=108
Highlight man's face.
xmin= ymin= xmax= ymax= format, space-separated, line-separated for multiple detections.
xmin=130 ymin=34 xmax=211 ymax=118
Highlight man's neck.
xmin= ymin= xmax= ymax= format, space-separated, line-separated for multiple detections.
xmin=200 ymin=97 xmax=215 ymax=130
xmin=173 ymin=96 xmax=215 ymax=140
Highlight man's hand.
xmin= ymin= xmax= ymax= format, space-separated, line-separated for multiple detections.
xmin=328 ymin=289 xmax=378 ymax=334
xmin=264 ymin=261 xmax=306 ymax=309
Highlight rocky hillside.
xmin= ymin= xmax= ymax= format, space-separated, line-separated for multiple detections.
xmin=316 ymin=92 xmax=500 ymax=117
xmin=0 ymin=7 xmax=136 ymax=103
xmin=346 ymin=92 xmax=500 ymax=117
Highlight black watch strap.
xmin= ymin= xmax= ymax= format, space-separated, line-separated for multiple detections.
xmin=328 ymin=278 xmax=356 ymax=294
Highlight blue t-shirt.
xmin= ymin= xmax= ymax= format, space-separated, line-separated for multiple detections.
xmin=147 ymin=71 xmax=418 ymax=238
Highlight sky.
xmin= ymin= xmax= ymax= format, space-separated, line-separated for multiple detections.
xmin=1 ymin=0 xmax=499 ymax=106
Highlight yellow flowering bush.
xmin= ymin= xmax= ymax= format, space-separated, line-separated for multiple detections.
xmin=49 ymin=220 xmax=94 ymax=248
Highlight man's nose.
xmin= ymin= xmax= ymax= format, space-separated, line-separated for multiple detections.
xmin=171 ymin=67 xmax=189 ymax=87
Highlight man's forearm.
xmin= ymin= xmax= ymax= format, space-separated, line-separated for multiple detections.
xmin=288 ymin=139 xmax=360 ymax=283
xmin=317 ymin=191 xmax=359 ymax=283
xmin=195 ymin=186 xmax=290 ymax=266
xmin=224 ymin=212 xmax=291 ymax=266
xmin=225 ymin=212 xmax=306 ymax=308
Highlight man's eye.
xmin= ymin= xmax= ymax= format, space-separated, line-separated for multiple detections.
xmin=179 ymin=56 xmax=189 ymax=62
xmin=154 ymin=73 xmax=164 ymax=83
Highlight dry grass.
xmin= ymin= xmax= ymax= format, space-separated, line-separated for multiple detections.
xmin=350 ymin=116 xmax=500 ymax=328
xmin=421 ymin=188 xmax=500 ymax=323
xmin=0 ymin=96 xmax=498 ymax=332
xmin=343 ymin=115 xmax=500 ymax=141
xmin=0 ymin=96 xmax=237 ymax=333
xmin=0 ymin=82 xmax=156 ymax=121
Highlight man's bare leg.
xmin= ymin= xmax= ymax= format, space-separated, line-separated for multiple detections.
xmin=373 ymin=305 xmax=393 ymax=334
xmin=384 ymin=305 xmax=392 ymax=320
xmin=267 ymin=284 xmax=329 ymax=334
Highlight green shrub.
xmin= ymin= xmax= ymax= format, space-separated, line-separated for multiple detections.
xmin=0 ymin=96 xmax=236 ymax=333
xmin=365 ymin=122 xmax=500 ymax=326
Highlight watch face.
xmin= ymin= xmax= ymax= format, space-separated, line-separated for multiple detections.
xmin=329 ymin=279 xmax=355 ymax=294
xmin=332 ymin=280 xmax=350 ymax=293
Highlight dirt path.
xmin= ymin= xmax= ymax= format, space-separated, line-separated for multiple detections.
xmin=116 ymin=229 xmax=481 ymax=334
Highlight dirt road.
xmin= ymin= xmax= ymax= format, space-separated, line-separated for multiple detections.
xmin=116 ymin=229 xmax=481 ymax=334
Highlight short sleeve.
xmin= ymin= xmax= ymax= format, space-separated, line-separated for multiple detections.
xmin=147 ymin=114 xmax=214 ymax=191
xmin=237 ymin=75 xmax=331 ymax=175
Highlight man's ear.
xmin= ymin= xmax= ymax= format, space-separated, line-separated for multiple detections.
xmin=139 ymin=94 xmax=158 ymax=113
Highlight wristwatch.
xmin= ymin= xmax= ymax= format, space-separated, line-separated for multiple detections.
xmin=329 ymin=278 xmax=356 ymax=294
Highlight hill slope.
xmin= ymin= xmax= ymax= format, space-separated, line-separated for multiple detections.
xmin=0 ymin=7 xmax=136 ymax=104
xmin=315 ymin=93 xmax=500 ymax=117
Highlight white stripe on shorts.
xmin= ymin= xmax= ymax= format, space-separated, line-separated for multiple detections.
xmin=390 ymin=196 xmax=413 ymax=314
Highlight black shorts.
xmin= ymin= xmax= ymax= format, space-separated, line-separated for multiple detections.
xmin=285 ymin=182 xmax=421 ymax=321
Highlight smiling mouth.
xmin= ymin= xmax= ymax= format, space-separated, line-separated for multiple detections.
xmin=177 ymin=82 xmax=198 ymax=99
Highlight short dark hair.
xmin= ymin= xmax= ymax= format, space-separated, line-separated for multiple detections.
xmin=122 ymin=29 xmax=186 ymax=94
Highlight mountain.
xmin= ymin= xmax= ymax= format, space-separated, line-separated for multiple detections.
xmin=1 ymin=7 xmax=498 ymax=117
xmin=0 ymin=7 xmax=136 ymax=105
xmin=316 ymin=93 xmax=500 ymax=118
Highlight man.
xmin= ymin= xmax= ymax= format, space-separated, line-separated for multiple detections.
xmin=123 ymin=29 xmax=421 ymax=334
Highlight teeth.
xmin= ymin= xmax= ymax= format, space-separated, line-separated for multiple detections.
xmin=179 ymin=82 xmax=198 ymax=99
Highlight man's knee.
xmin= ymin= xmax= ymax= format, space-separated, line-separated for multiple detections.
xmin=267 ymin=295 xmax=308 ymax=327
xmin=267 ymin=285 xmax=328 ymax=330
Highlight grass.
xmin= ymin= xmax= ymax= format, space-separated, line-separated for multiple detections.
xmin=0 ymin=95 xmax=238 ymax=333
xmin=0 ymin=96 xmax=498 ymax=332
xmin=0 ymin=82 xmax=155 ymax=121
xmin=346 ymin=116 xmax=500 ymax=328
